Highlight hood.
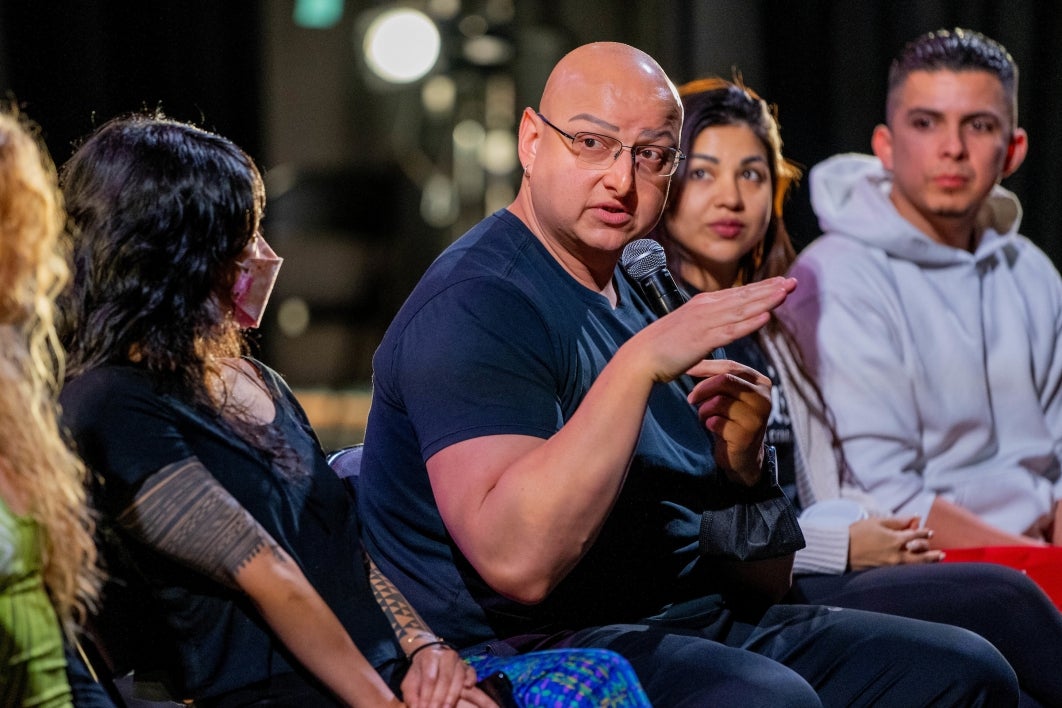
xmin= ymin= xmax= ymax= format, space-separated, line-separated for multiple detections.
xmin=809 ymin=153 xmax=1022 ymax=266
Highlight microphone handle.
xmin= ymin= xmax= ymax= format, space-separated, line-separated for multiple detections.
xmin=640 ymin=270 xmax=689 ymax=315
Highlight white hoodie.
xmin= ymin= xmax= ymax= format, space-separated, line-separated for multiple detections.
xmin=780 ymin=153 xmax=1062 ymax=536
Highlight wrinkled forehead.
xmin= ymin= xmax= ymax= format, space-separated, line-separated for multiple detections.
xmin=547 ymin=83 xmax=682 ymax=142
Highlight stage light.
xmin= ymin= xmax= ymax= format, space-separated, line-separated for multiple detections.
xmin=420 ymin=173 xmax=458 ymax=227
xmin=277 ymin=297 xmax=311 ymax=338
xmin=362 ymin=8 xmax=441 ymax=84
xmin=421 ymin=75 xmax=456 ymax=115
xmin=482 ymin=129 xmax=517 ymax=175
xmin=293 ymin=0 xmax=344 ymax=29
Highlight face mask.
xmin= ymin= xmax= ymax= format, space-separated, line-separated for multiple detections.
xmin=231 ymin=237 xmax=283 ymax=329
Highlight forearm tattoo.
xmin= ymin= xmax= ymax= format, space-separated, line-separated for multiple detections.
xmin=367 ymin=554 xmax=435 ymax=650
xmin=118 ymin=458 xmax=279 ymax=589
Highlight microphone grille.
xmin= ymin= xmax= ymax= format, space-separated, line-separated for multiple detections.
xmin=621 ymin=239 xmax=667 ymax=280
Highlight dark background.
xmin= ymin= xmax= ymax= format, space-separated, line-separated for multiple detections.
xmin=3 ymin=0 xmax=1060 ymax=392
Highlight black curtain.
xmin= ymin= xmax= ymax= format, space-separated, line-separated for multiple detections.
xmin=0 ymin=1 xmax=262 ymax=167
xmin=3 ymin=1 xmax=1059 ymax=265
xmin=5 ymin=1 xmax=1057 ymax=263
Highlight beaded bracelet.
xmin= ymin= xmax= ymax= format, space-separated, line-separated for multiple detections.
xmin=408 ymin=639 xmax=455 ymax=663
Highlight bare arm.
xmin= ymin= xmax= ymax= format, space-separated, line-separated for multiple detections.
xmin=367 ymin=554 xmax=436 ymax=649
xmin=428 ymin=278 xmax=796 ymax=603
xmin=367 ymin=556 xmax=493 ymax=708
xmin=120 ymin=459 xmax=400 ymax=707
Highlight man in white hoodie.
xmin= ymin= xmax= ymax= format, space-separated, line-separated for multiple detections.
xmin=783 ymin=28 xmax=1062 ymax=549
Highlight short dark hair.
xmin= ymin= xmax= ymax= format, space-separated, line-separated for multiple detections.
xmin=887 ymin=28 xmax=1018 ymax=124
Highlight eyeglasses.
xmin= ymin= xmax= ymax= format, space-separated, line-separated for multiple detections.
xmin=537 ymin=113 xmax=685 ymax=178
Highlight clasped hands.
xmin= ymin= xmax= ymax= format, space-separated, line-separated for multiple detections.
xmin=848 ymin=516 xmax=943 ymax=571
xmin=400 ymin=639 xmax=496 ymax=708
xmin=1022 ymin=500 xmax=1062 ymax=546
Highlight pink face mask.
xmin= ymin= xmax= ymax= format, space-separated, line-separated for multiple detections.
xmin=231 ymin=236 xmax=283 ymax=329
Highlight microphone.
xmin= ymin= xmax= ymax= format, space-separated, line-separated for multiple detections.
xmin=620 ymin=238 xmax=725 ymax=359
xmin=620 ymin=238 xmax=688 ymax=316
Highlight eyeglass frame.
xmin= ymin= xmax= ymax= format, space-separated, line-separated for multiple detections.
xmin=535 ymin=112 xmax=685 ymax=178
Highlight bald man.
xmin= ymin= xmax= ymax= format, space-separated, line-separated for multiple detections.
xmin=359 ymin=42 xmax=1016 ymax=705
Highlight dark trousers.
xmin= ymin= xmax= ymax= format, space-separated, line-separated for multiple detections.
xmin=518 ymin=601 xmax=1018 ymax=707
xmin=789 ymin=562 xmax=1062 ymax=708
xmin=65 ymin=643 xmax=119 ymax=708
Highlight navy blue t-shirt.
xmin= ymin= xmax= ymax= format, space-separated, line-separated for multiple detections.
xmin=61 ymin=362 xmax=404 ymax=700
xmin=361 ymin=210 xmax=736 ymax=647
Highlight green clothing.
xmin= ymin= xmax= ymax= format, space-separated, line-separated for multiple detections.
xmin=0 ymin=496 xmax=71 ymax=707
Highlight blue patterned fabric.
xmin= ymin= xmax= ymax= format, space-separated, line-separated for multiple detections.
xmin=466 ymin=648 xmax=650 ymax=707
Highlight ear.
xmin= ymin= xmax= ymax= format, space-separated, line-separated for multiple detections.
xmin=871 ymin=124 xmax=894 ymax=171
xmin=1001 ymin=128 xmax=1028 ymax=178
xmin=516 ymin=107 xmax=541 ymax=175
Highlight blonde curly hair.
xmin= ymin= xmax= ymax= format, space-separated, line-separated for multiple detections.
xmin=0 ymin=108 xmax=100 ymax=636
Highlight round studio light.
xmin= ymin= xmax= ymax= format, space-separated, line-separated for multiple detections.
xmin=363 ymin=8 xmax=441 ymax=84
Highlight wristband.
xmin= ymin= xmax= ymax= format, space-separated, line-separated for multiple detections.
xmin=728 ymin=445 xmax=782 ymax=503
xmin=408 ymin=639 xmax=455 ymax=663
